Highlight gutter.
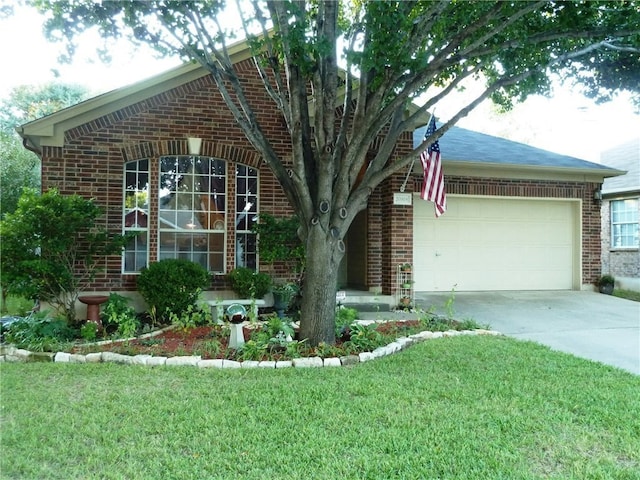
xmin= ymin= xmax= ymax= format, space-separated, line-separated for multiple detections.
xmin=21 ymin=135 xmax=41 ymax=156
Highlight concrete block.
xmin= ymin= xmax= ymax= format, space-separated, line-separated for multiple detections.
xmin=85 ymin=352 xmax=103 ymax=363
xmin=166 ymin=356 xmax=200 ymax=366
xmin=54 ymin=352 xmax=71 ymax=363
xmin=292 ymin=357 xmax=323 ymax=368
xmin=339 ymin=355 xmax=360 ymax=366
xmin=323 ymin=357 xmax=341 ymax=367
xmin=146 ymin=356 xmax=167 ymax=366
xmin=223 ymin=360 xmax=242 ymax=369
xmin=198 ymin=359 xmax=225 ymax=368
xmin=241 ymin=361 xmax=260 ymax=368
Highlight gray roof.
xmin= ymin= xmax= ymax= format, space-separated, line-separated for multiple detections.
xmin=414 ymin=125 xmax=618 ymax=173
xmin=601 ymin=138 xmax=640 ymax=195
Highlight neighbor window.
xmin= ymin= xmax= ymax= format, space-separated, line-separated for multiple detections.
xmin=122 ymin=159 xmax=150 ymax=273
xmin=611 ymin=199 xmax=639 ymax=248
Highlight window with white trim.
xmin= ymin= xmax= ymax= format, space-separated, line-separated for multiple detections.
xmin=611 ymin=199 xmax=639 ymax=248
xmin=123 ymin=159 xmax=149 ymax=273
xmin=235 ymin=164 xmax=258 ymax=269
xmin=122 ymin=156 xmax=259 ymax=273
xmin=159 ymin=155 xmax=226 ymax=272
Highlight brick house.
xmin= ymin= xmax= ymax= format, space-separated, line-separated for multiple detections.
xmin=18 ymin=44 xmax=622 ymax=312
xmin=600 ymin=138 xmax=640 ymax=291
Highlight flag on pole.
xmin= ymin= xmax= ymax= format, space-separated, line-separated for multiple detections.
xmin=420 ymin=116 xmax=446 ymax=217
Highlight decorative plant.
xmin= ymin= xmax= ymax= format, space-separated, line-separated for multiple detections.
xmin=335 ymin=306 xmax=359 ymax=339
xmin=137 ymin=259 xmax=211 ymax=324
xmin=102 ymin=293 xmax=140 ymax=338
xmin=3 ymin=311 xmax=76 ymax=352
xmin=227 ymin=267 xmax=271 ymax=299
xmin=399 ymin=296 xmax=412 ymax=308
xmin=400 ymin=263 xmax=412 ymax=272
xmin=251 ymin=213 xmax=305 ymax=272
xmin=597 ymin=274 xmax=615 ymax=294
xmin=271 ymin=281 xmax=299 ymax=317
xmin=597 ymin=274 xmax=615 ymax=287
xmin=0 ymin=188 xmax=132 ymax=325
xmin=80 ymin=322 xmax=98 ymax=342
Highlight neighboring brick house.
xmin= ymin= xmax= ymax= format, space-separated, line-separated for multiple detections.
xmin=18 ymin=45 xmax=621 ymax=312
xmin=600 ymin=138 xmax=640 ymax=291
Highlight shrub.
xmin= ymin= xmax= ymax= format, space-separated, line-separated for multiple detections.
xmin=343 ymin=323 xmax=386 ymax=352
xmin=80 ymin=322 xmax=98 ymax=342
xmin=227 ymin=267 xmax=271 ymax=298
xmin=335 ymin=306 xmax=359 ymax=338
xmin=101 ymin=293 xmax=140 ymax=338
xmin=4 ymin=311 xmax=77 ymax=351
xmin=0 ymin=188 xmax=130 ymax=325
xmin=137 ymin=259 xmax=211 ymax=323
xmin=169 ymin=303 xmax=213 ymax=331
xmin=597 ymin=274 xmax=615 ymax=287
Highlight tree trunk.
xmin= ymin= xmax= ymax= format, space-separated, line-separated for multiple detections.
xmin=299 ymin=223 xmax=343 ymax=346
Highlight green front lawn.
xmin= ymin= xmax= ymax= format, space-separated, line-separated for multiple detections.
xmin=2 ymin=336 xmax=639 ymax=479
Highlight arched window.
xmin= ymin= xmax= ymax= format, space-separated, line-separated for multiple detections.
xmin=159 ymin=155 xmax=226 ymax=272
xmin=122 ymin=155 xmax=258 ymax=274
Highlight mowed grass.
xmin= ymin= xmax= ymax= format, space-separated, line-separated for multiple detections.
xmin=1 ymin=336 xmax=639 ymax=480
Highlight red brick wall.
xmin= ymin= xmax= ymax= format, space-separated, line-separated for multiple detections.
xmin=40 ymin=59 xmax=602 ymax=294
xmin=41 ymin=61 xmax=296 ymax=293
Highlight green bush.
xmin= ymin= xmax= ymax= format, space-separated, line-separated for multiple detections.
xmin=227 ymin=267 xmax=271 ymax=299
xmin=101 ymin=293 xmax=140 ymax=338
xmin=344 ymin=323 xmax=386 ymax=353
xmin=335 ymin=306 xmax=359 ymax=338
xmin=80 ymin=322 xmax=98 ymax=342
xmin=137 ymin=259 xmax=211 ymax=323
xmin=0 ymin=188 xmax=130 ymax=324
xmin=4 ymin=311 xmax=77 ymax=351
xmin=1 ymin=295 xmax=34 ymax=316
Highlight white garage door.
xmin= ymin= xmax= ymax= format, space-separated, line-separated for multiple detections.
xmin=413 ymin=195 xmax=579 ymax=291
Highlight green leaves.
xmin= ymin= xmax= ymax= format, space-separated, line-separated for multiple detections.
xmin=0 ymin=189 xmax=130 ymax=323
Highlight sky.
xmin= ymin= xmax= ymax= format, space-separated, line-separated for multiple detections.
xmin=1 ymin=3 xmax=638 ymax=163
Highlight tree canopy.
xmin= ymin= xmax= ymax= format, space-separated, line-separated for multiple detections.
xmin=29 ymin=0 xmax=640 ymax=345
xmin=0 ymin=83 xmax=89 ymax=218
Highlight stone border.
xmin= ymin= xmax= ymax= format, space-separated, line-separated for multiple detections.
xmin=0 ymin=329 xmax=501 ymax=368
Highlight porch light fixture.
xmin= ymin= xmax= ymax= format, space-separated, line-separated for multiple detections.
xmin=187 ymin=137 xmax=202 ymax=156
xmin=593 ymin=189 xmax=603 ymax=204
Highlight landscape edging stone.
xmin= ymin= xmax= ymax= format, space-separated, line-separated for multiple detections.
xmin=0 ymin=329 xmax=502 ymax=367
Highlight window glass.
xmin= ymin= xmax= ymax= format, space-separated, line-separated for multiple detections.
xmin=123 ymin=159 xmax=149 ymax=273
xmin=122 ymin=156 xmax=259 ymax=274
xmin=159 ymin=156 xmax=226 ymax=272
xmin=611 ymin=199 xmax=639 ymax=248
xmin=235 ymin=164 xmax=258 ymax=269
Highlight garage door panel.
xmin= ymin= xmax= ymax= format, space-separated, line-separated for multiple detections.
xmin=413 ymin=196 xmax=578 ymax=291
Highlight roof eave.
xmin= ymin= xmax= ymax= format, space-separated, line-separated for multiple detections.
xmin=17 ymin=39 xmax=256 ymax=150
xmin=441 ymin=160 xmax=625 ymax=182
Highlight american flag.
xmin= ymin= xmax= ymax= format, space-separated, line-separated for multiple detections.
xmin=420 ymin=116 xmax=446 ymax=217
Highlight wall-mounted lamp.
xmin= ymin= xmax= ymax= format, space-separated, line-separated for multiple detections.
xmin=593 ymin=189 xmax=603 ymax=204
xmin=187 ymin=137 xmax=202 ymax=156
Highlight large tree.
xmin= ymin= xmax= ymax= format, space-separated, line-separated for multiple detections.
xmin=0 ymin=83 xmax=89 ymax=218
xmin=30 ymin=0 xmax=640 ymax=345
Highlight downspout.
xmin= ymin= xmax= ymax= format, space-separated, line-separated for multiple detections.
xmin=22 ymin=136 xmax=42 ymax=156
xmin=16 ymin=127 xmax=42 ymax=156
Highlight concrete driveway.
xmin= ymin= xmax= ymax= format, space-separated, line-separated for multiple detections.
xmin=415 ymin=290 xmax=640 ymax=375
